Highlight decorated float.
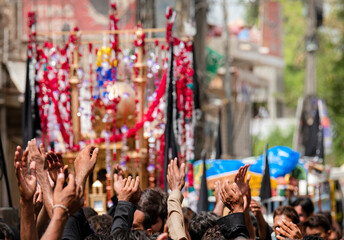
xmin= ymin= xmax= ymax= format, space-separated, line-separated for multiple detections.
xmin=26 ymin=4 xmax=198 ymax=211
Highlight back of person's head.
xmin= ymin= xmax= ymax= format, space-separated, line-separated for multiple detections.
xmin=291 ymin=197 xmax=314 ymax=217
xmin=189 ymin=211 xmax=219 ymax=240
xmin=138 ymin=188 xmax=167 ymax=232
xmin=201 ymin=225 xmax=225 ymax=240
xmin=304 ymin=214 xmax=331 ymax=232
xmin=304 ymin=214 xmax=331 ymax=239
xmin=318 ymin=211 xmax=332 ymax=226
xmin=110 ymin=228 xmax=150 ymax=240
xmin=273 ymin=205 xmax=300 ymax=224
xmin=0 ymin=222 xmax=14 ymax=240
xmin=303 ymin=235 xmax=325 ymax=240
xmin=83 ymin=207 xmax=98 ymax=220
xmin=182 ymin=207 xmax=196 ymax=229
xmin=88 ymin=214 xmax=113 ymax=236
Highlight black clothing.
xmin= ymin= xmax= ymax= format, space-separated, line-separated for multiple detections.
xmin=217 ymin=213 xmax=250 ymax=239
xmin=62 ymin=208 xmax=94 ymax=240
xmin=110 ymin=201 xmax=136 ymax=234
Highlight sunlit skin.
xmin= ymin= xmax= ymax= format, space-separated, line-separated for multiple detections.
xmin=273 ymin=214 xmax=292 ymax=236
xmin=305 ymin=226 xmax=330 ymax=239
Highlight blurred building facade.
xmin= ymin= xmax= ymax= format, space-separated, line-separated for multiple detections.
xmin=205 ymin=0 xmax=285 ymax=158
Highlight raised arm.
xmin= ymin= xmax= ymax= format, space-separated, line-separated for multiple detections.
xmin=217 ymin=180 xmax=249 ymax=239
xmin=41 ymin=173 xmax=83 ymax=240
xmin=166 ymin=158 xmax=188 ymax=240
xmin=213 ymin=180 xmax=225 ymax=217
xmin=74 ymin=145 xmax=98 ymax=191
xmin=28 ymin=139 xmax=55 ymax=218
xmin=234 ymin=165 xmax=255 ymax=239
xmin=14 ymin=145 xmax=38 ymax=240
xmin=111 ymin=174 xmax=141 ymax=233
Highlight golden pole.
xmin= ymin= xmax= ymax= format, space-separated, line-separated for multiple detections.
xmin=69 ymin=32 xmax=81 ymax=145
xmin=133 ymin=27 xmax=150 ymax=187
xmin=133 ymin=27 xmax=147 ymax=150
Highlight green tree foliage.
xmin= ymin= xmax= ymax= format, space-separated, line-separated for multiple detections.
xmin=317 ymin=0 xmax=344 ymax=165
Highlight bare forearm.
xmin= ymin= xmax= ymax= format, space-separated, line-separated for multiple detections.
xmin=244 ymin=210 xmax=256 ymax=240
xmin=37 ymin=173 xmax=54 ymax=218
xmin=41 ymin=209 xmax=68 ymax=240
xmin=20 ymin=199 xmax=38 ymax=240
xmin=36 ymin=205 xmax=50 ymax=238
xmin=213 ymin=201 xmax=225 ymax=217
xmin=256 ymin=213 xmax=268 ymax=240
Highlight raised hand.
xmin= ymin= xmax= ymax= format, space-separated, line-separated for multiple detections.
xmin=275 ymin=219 xmax=302 ymax=240
xmin=213 ymin=180 xmax=225 ymax=217
xmin=234 ymin=165 xmax=251 ymax=195
xmin=27 ymin=139 xmax=46 ymax=171
xmin=250 ymin=199 xmax=263 ymax=216
xmin=214 ymin=180 xmax=222 ymax=202
xmin=53 ymin=173 xmax=83 ymax=216
xmin=166 ymin=158 xmax=186 ymax=191
xmin=46 ymin=151 xmax=66 ymax=184
xmin=113 ymin=164 xmax=125 ymax=177
xmin=220 ymin=181 xmax=244 ymax=214
xmin=14 ymin=146 xmax=37 ymax=201
xmin=74 ymin=145 xmax=98 ymax=188
xmin=113 ymin=174 xmax=141 ymax=203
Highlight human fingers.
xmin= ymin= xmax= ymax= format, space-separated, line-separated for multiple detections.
xmin=15 ymin=162 xmax=24 ymax=184
xmin=67 ymin=173 xmax=76 ymax=192
xmin=39 ymin=143 xmax=46 ymax=157
xmin=90 ymin=147 xmax=99 ymax=164
xmin=173 ymin=157 xmax=178 ymax=172
xmin=63 ymin=165 xmax=68 ymax=175
xmin=55 ymin=173 xmax=65 ymax=194
xmin=14 ymin=149 xmax=21 ymax=168
xmin=167 ymin=160 xmax=172 ymax=175
xmin=246 ymin=173 xmax=251 ymax=184
xmin=231 ymin=182 xmax=240 ymax=195
xmin=122 ymin=178 xmax=128 ymax=188
xmin=281 ymin=219 xmax=295 ymax=232
xmin=14 ymin=146 xmax=22 ymax=165
xmin=275 ymin=225 xmax=289 ymax=239
xmin=275 ymin=233 xmax=285 ymax=240
xmin=180 ymin=163 xmax=185 ymax=177
xmin=22 ymin=148 xmax=29 ymax=168
xmin=133 ymin=176 xmax=140 ymax=191
xmin=56 ymin=153 xmax=63 ymax=163
xmin=130 ymin=176 xmax=136 ymax=189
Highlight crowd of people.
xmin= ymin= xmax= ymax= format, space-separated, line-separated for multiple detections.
xmin=0 ymin=138 xmax=342 ymax=240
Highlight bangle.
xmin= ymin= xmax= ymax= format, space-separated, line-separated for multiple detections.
xmin=53 ymin=204 xmax=70 ymax=217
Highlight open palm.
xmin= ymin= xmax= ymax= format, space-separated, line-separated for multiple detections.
xmin=14 ymin=146 xmax=37 ymax=201
xmin=234 ymin=165 xmax=251 ymax=195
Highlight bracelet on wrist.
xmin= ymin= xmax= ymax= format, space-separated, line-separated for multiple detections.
xmin=53 ymin=204 xmax=70 ymax=217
